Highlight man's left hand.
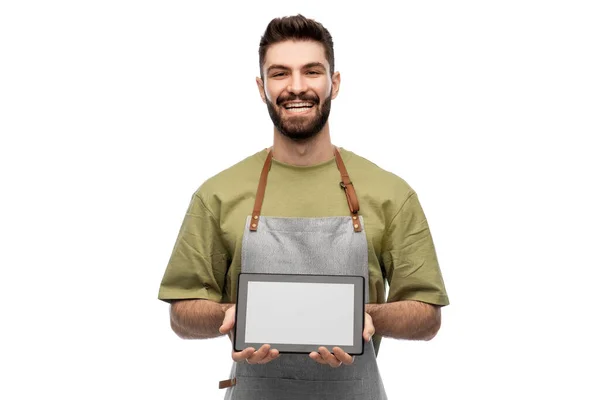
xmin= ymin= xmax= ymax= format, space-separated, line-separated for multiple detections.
xmin=309 ymin=312 xmax=375 ymax=367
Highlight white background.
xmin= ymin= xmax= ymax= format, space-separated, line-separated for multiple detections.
xmin=1 ymin=1 xmax=599 ymax=399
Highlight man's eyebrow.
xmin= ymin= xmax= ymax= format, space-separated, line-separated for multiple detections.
xmin=266 ymin=64 xmax=290 ymax=74
xmin=303 ymin=62 xmax=327 ymax=70
xmin=266 ymin=62 xmax=327 ymax=74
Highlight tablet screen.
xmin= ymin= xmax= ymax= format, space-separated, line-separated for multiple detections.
xmin=245 ymin=281 xmax=354 ymax=346
xmin=235 ymin=273 xmax=364 ymax=354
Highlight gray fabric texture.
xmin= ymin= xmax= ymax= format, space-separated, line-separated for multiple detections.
xmin=225 ymin=216 xmax=387 ymax=400
xmin=242 ymin=216 xmax=369 ymax=300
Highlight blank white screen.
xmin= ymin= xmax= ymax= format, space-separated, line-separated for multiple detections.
xmin=245 ymin=281 xmax=354 ymax=346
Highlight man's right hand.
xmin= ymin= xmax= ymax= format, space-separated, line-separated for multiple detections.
xmin=219 ymin=305 xmax=280 ymax=364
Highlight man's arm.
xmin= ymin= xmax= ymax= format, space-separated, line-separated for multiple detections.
xmin=170 ymin=300 xmax=281 ymax=364
xmin=170 ymin=299 xmax=234 ymax=339
xmin=366 ymin=300 xmax=441 ymax=341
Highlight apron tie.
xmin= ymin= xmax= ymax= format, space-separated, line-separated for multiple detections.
xmin=250 ymin=149 xmax=273 ymax=231
xmin=250 ymin=147 xmax=362 ymax=232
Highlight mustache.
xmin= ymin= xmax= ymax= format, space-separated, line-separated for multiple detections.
xmin=276 ymin=94 xmax=320 ymax=106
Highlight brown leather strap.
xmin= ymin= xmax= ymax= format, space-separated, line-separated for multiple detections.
xmin=250 ymin=147 xmax=362 ymax=232
xmin=218 ymin=378 xmax=236 ymax=389
xmin=334 ymin=147 xmax=362 ymax=232
xmin=249 ymin=149 xmax=273 ymax=231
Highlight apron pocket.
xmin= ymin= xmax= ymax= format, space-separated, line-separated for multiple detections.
xmin=231 ymin=376 xmax=367 ymax=400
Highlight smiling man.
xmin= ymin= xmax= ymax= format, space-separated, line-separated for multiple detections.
xmin=261 ymin=41 xmax=334 ymax=142
xmin=158 ymin=14 xmax=449 ymax=400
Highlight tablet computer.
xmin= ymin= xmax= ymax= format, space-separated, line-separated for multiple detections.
xmin=234 ymin=273 xmax=365 ymax=355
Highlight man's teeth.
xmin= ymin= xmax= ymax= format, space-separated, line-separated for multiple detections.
xmin=284 ymin=102 xmax=314 ymax=110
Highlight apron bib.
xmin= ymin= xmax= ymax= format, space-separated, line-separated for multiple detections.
xmin=225 ymin=148 xmax=387 ymax=400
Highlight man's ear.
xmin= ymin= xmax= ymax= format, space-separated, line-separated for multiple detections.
xmin=256 ymin=77 xmax=267 ymax=104
xmin=331 ymin=71 xmax=341 ymax=100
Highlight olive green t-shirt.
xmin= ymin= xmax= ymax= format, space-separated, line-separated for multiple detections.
xmin=159 ymin=148 xmax=449 ymax=311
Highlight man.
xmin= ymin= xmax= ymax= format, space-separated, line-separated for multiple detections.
xmin=158 ymin=14 xmax=449 ymax=400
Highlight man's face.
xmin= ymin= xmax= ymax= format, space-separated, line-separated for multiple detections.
xmin=257 ymin=40 xmax=340 ymax=141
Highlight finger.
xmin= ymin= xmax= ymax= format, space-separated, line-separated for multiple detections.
xmin=231 ymin=347 xmax=255 ymax=362
xmin=318 ymin=347 xmax=342 ymax=368
xmin=309 ymin=351 xmax=328 ymax=365
xmin=363 ymin=313 xmax=375 ymax=342
xmin=256 ymin=348 xmax=280 ymax=364
xmin=219 ymin=318 xmax=234 ymax=335
xmin=247 ymin=344 xmax=271 ymax=364
xmin=219 ymin=323 xmax=232 ymax=335
xmin=332 ymin=347 xmax=354 ymax=365
xmin=219 ymin=308 xmax=236 ymax=334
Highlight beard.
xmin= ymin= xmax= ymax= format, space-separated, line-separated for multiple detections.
xmin=266 ymin=92 xmax=332 ymax=142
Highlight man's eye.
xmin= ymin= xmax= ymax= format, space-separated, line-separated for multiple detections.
xmin=272 ymin=72 xmax=286 ymax=77
xmin=307 ymin=71 xmax=320 ymax=75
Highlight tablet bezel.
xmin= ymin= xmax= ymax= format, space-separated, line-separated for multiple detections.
xmin=234 ymin=273 xmax=365 ymax=355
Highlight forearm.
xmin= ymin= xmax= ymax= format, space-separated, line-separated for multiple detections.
xmin=170 ymin=299 xmax=234 ymax=339
xmin=365 ymin=300 xmax=441 ymax=341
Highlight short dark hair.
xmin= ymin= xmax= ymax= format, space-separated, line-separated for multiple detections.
xmin=258 ymin=14 xmax=335 ymax=78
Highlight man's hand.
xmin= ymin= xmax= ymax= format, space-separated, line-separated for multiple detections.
xmin=309 ymin=312 xmax=375 ymax=367
xmin=218 ymin=305 xmax=237 ymax=340
xmin=219 ymin=305 xmax=280 ymax=364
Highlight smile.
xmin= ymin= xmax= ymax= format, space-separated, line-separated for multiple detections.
xmin=282 ymin=102 xmax=315 ymax=114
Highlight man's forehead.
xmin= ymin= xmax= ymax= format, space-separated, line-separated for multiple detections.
xmin=264 ymin=40 xmax=330 ymax=71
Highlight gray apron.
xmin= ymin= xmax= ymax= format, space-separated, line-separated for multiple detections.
xmin=224 ymin=148 xmax=387 ymax=400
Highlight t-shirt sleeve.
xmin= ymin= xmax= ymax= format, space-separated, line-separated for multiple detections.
xmin=158 ymin=193 xmax=229 ymax=303
xmin=381 ymin=192 xmax=449 ymax=306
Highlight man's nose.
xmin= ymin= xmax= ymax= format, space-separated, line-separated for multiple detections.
xmin=287 ymin=72 xmax=308 ymax=95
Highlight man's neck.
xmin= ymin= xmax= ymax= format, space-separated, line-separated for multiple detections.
xmin=271 ymin=126 xmax=334 ymax=166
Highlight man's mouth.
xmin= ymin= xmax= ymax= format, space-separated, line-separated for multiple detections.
xmin=282 ymin=101 xmax=315 ymax=113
